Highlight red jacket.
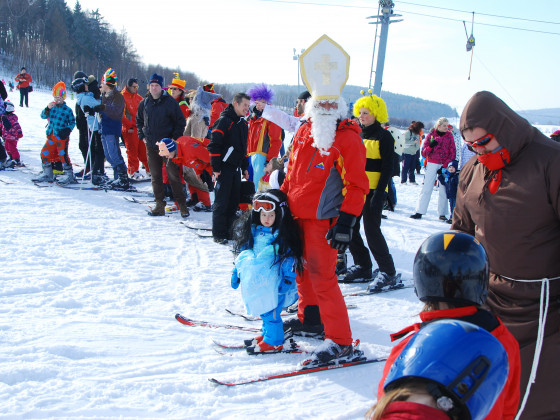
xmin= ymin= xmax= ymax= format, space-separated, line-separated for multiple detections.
xmin=121 ymin=88 xmax=143 ymax=132
xmin=247 ymin=115 xmax=283 ymax=161
xmin=377 ymin=306 xmax=521 ymax=420
xmin=281 ymin=119 xmax=368 ymax=220
xmin=15 ymin=73 xmax=32 ymax=89
xmin=210 ymin=98 xmax=228 ymax=127
xmin=172 ymin=136 xmax=212 ymax=175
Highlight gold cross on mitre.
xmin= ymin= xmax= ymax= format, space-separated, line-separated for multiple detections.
xmin=300 ymin=34 xmax=350 ymax=100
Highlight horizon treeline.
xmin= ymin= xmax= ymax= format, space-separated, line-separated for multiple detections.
xmin=0 ymin=0 xmax=233 ymax=98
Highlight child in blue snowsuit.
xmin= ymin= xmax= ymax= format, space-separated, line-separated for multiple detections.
xmin=231 ymin=189 xmax=304 ymax=353
xmin=437 ymin=159 xmax=459 ymax=221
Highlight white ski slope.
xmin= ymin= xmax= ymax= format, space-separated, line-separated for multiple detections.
xmin=0 ymin=85 xmax=555 ymax=419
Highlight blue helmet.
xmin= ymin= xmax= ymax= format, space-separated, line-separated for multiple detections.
xmin=384 ymin=319 xmax=508 ymax=420
xmin=413 ymin=231 xmax=489 ymax=305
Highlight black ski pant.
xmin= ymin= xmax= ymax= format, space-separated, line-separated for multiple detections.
xmin=19 ymin=86 xmax=29 ymax=107
xmin=90 ymin=131 xmax=106 ymax=176
xmin=348 ymin=190 xmax=396 ymax=275
xmin=77 ymin=126 xmax=90 ymax=172
xmin=212 ymin=165 xmax=241 ymax=240
xmin=146 ymin=146 xmax=187 ymax=205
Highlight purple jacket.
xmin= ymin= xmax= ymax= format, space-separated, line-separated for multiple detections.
xmin=421 ymin=129 xmax=456 ymax=166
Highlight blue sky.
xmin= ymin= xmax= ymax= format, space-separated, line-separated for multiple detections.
xmin=73 ymin=0 xmax=559 ymax=113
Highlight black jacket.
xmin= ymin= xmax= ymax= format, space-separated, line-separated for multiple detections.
xmin=136 ymin=91 xmax=186 ymax=150
xmin=207 ymin=104 xmax=249 ymax=172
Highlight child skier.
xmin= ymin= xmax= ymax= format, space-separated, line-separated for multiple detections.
xmin=376 ymin=231 xmax=521 ymax=420
xmin=230 ymin=189 xmax=304 ymax=353
xmin=32 ymin=82 xmax=76 ymax=184
xmin=1 ymin=101 xmax=24 ymax=167
xmin=437 ymin=159 xmax=459 ymax=223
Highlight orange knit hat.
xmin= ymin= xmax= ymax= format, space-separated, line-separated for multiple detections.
xmin=52 ymin=81 xmax=67 ymax=99
xmin=169 ymin=72 xmax=186 ymax=91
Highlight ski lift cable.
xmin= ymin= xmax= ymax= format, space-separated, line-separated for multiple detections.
xmin=399 ymin=9 xmax=560 ymax=36
xmin=473 ymin=53 xmax=524 ymax=114
xmin=398 ymin=1 xmax=560 ymax=25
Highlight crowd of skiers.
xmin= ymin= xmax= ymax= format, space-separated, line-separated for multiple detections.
xmin=1 ymin=41 xmax=559 ymax=418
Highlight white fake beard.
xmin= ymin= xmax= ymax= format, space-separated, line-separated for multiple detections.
xmin=305 ymin=97 xmax=348 ymax=155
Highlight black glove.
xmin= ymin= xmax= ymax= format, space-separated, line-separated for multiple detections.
xmin=436 ymin=168 xmax=443 ymax=175
xmin=93 ymin=104 xmax=105 ymax=113
xmin=429 ymin=140 xmax=438 ymax=148
xmin=203 ymin=116 xmax=210 ymax=127
xmin=83 ymin=105 xmax=94 ymax=116
xmin=57 ymin=128 xmax=71 ymax=139
xmin=325 ymin=211 xmax=356 ymax=251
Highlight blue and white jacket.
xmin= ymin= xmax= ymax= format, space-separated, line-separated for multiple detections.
xmin=76 ymin=91 xmax=101 ymax=132
xmin=233 ymin=225 xmax=297 ymax=316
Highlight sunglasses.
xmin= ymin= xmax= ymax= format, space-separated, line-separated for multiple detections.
xmin=169 ymin=87 xmax=180 ymax=91
xmin=253 ymin=199 xmax=276 ymax=213
xmin=466 ymin=133 xmax=494 ymax=147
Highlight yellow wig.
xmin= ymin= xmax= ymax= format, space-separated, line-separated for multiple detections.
xmin=353 ymin=90 xmax=389 ymax=124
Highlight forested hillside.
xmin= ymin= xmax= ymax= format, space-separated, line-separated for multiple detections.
xmin=0 ymin=0 xmax=232 ymax=98
xmin=224 ymin=83 xmax=458 ymax=126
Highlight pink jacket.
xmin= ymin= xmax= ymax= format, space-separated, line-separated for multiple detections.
xmin=421 ymin=129 xmax=456 ymax=166
xmin=1 ymin=113 xmax=23 ymax=141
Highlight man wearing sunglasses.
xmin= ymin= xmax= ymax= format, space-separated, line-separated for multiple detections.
xmin=452 ymin=91 xmax=560 ymax=419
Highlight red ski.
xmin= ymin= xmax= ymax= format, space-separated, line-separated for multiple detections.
xmin=208 ymin=356 xmax=386 ymax=386
xmin=175 ymin=313 xmax=261 ymax=333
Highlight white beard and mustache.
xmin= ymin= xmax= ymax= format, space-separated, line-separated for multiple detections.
xmin=304 ymin=97 xmax=348 ymax=155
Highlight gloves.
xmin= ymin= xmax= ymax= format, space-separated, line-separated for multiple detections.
xmin=57 ymin=128 xmax=71 ymax=139
xmin=203 ymin=116 xmax=210 ymax=127
xmin=429 ymin=140 xmax=438 ymax=148
xmin=83 ymin=104 xmax=105 ymax=116
xmin=231 ymin=267 xmax=240 ymax=289
xmin=436 ymin=168 xmax=443 ymax=175
xmin=325 ymin=211 xmax=356 ymax=251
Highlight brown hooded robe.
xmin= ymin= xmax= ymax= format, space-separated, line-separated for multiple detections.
xmin=452 ymin=91 xmax=560 ymax=419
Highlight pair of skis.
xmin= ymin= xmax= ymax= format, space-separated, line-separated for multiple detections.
xmin=175 ymin=313 xmax=386 ymax=386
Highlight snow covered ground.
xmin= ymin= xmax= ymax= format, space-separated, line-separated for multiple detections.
xmin=0 ymin=86 xmax=555 ymax=419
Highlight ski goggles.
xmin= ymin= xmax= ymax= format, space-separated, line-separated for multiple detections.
xmin=465 ymin=133 xmax=494 ymax=148
xmin=253 ymin=199 xmax=277 ymax=213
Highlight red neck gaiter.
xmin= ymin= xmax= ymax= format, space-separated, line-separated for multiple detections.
xmin=477 ymin=146 xmax=511 ymax=194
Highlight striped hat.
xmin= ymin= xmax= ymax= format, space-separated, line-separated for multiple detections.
xmin=52 ymin=81 xmax=67 ymax=99
xmin=102 ymin=68 xmax=118 ymax=86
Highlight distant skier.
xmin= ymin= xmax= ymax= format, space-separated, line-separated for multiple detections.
xmin=230 ymin=189 xmax=303 ymax=354
xmin=14 ymin=67 xmax=32 ymax=107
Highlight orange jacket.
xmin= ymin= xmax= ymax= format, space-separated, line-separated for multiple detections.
xmin=172 ymin=136 xmax=212 ymax=175
xmin=377 ymin=306 xmax=521 ymax=420
xmin=281 ymin=119 xmax=368 ymax=220
xmin=210 ymin=98 xmax=228 ymax=127
xmin=247 ymin=115 xmax=283 ymax=161
xmin=121 ymin=88 xmax=143 ymax=132
xmin=15 ymin=73 xmax=32 ymax=88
